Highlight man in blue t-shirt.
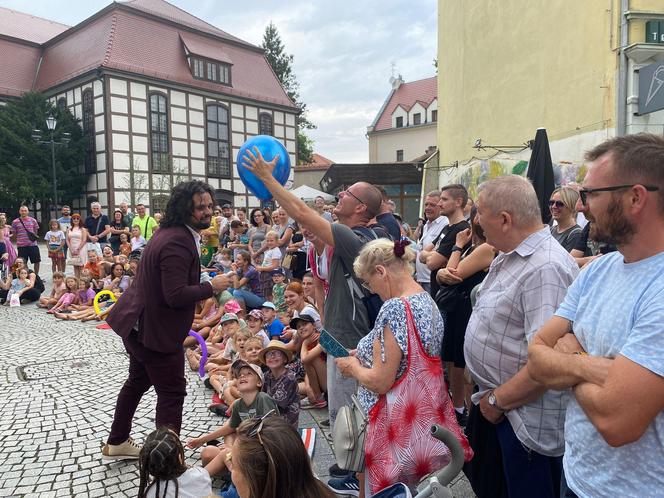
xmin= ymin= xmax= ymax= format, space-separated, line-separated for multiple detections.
xmin=528 ymin=134 xmax=664 ymax=498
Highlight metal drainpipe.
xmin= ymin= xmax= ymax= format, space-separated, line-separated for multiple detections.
xmin=617 ymin=0 xmax=629 ymax=136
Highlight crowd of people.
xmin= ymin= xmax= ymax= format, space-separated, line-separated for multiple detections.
xmin=2 ymin=133 xmax=662 ymax=498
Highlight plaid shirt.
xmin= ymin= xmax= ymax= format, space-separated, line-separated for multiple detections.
xmin=464 ymin=227 xmax=578 ymax=455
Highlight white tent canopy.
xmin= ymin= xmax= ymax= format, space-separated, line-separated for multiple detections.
xmin=288 ymin=184 xmax=335 ymax=202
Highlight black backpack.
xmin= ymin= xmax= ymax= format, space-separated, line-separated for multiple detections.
xmin=338 ymin=226 xmax=389 ymax=328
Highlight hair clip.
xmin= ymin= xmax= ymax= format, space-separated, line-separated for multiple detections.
xmin=393 ymin=238 xmax=411 ymax=258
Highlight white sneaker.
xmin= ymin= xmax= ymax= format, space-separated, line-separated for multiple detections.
xmin=101 ymin=437 xmax=141 ymax=461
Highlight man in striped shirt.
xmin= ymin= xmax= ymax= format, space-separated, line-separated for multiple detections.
xmin=11 ymin=205 xmax=40 ymax=275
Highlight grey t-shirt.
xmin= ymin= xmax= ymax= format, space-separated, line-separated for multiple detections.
xmin=325 ymin=224 xmax=371 ymax=348
xmin=229 ymin=391 xmax=278 ymax=429
xmin=550 ymin=224 xmax=582 ymax=252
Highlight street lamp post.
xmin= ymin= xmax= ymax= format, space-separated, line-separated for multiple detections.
xmin=46 ymin=115 xmax=58 ymax=220
xmin=32 ymin=115 xmax=70 ymax=220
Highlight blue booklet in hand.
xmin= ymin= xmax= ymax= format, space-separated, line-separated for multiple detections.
xmin=319 ymin=329 xmax=349 ymax=358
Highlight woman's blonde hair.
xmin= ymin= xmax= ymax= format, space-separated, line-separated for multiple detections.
xmin=551 ymin=186 xmax=580 ymax=213
xmin=353 ymin=239 xmax=416 ymax=281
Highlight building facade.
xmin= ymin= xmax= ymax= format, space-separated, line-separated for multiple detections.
xmin=1 ymin=0 xmax=298 ymax=214
xmin=292 ymin=153 xmax=334 ymax=190
xmin=367 ymin=76 xmax=438 ymax=163
xmin=437 ymin=0 xmax=664 ymax=191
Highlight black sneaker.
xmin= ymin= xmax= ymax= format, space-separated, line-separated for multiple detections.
xmin=320 ymin=418 xmax=330 ymax=428
xmin=328 ymin=463 xmax=350 ymax=478
xmin=455 ymin=408 xmax=468 ymax=427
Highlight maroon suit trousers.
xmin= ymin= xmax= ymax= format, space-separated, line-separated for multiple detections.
xmin=107 ymin=330 xmax=186 ymax=445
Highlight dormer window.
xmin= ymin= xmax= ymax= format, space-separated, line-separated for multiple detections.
xmin=181 ymin=33 xmax=233 ymax=86
xmin=191 ymin=57 xmax=231 ymax=85
xmin=395 ymin=116 xmax=404 ymax=128
xmin=413 ymin=113 xmax=421 ymax=125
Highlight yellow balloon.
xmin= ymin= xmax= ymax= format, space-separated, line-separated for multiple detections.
xmin=93 ymin=290 xmax=117 ymax=316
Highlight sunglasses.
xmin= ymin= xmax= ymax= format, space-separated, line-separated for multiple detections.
xmin=548 ymin=200 xmax=565 ymax=209
xmin=579 ymin=184 xmax=659 ymax=206
xmin=340 ymin=189 xmax=366 ymax=206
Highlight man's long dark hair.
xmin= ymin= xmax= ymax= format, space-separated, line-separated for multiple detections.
xmin=160 ymin=180 xmax=216 ymax=229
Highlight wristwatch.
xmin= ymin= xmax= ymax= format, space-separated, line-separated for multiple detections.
xmin=451 ymin=245 xmax=462 ymax=252
xmin=487 ymin=390 xmax=507 ymax=412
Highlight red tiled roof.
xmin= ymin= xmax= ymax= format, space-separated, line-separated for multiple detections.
xmin=295 ymin=153 xmax=334 ymax=171
xmin=121 ymin=0 xmax=251 ymax=47
xmin=0 ymin=38 xmax=42 ymax=97
xmin=33 ymin=7 xmax=295 ymax=109
xmin=373 ymin=76 xmax=437 ymax=132
xmin=0 ymin=7 xmax=69 ymax=44
xmin=180 ymin=32 xmax=233 ymax=65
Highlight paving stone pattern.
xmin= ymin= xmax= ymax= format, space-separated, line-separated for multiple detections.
xmin=0 ymin=245 xmax=475 ymax=497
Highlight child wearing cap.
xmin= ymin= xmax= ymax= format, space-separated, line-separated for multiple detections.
xmin=246 ymin=309 xmax=270 ymax=347
xmin=293 ymin=312 xmax=328 ymax=410
xmin=260 ymin=301 xmax=285 ymax=341
xmin=187 ymin=361 xmax=278 ymax=477
xmin=260 ymin=340 xmax=299 ymax=428
xmin=270 ymin=268 xmax=288 ymax=313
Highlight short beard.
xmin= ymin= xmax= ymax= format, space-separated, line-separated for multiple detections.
xmin=189 ymin=220 xmax=211 ymax=230
xmin=589 ymin=197 xmax=635 ymax=246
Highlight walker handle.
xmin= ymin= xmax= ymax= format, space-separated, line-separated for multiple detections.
xmin=415 ymin=425 xmax=465 ymax=497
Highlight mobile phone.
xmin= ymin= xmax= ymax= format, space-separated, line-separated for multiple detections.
xmin=319 ymin=329 xmax=349 ymax=358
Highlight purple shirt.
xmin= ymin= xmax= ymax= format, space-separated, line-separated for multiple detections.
xmin=11 ymin=217 xmax=39 ymax=247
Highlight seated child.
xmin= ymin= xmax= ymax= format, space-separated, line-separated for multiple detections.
xmin=2 ymin=268 xmax=30 ymax=305
xmin=84 ymin=250 xmax=105 ymax=291
xmin=270 ymin=268 xmax=288 ymax=313
xmin=246 ymin=309 xmax=270 ymax=347
xmin=214 ymin=334 xmax=265 ymax=412
xmin=259 ymin=340 xmax=299 ymax=428
xmin=227 ymin=220 xmax=249 ymax=258
xmin=138 ymin=427 xmax=212 ymax=498
xmin=130 ymin=226 xmax=146 ymax=252
xmin=48 ymin=276 xmax=78 ymax=314
xmin=71 ymin=278 xmax=95 ymax=310
xmin=118 ymin=232 xmax=132 ymax=256
xmin=210 ymin=327 xmax=252 ymax=395
xmin=187 ymin=313 xmax=240 ymax=372
xmin=260 ymin=301 xmax=284 ymax=340
xmin=38 ymin=271 xmax=66 ymax=308
xmin=293 ymin=312 xmax=328 ymax=410
xmin=199 ymin=232 xmax=214 ymax=268
xmin=186 ymin=361 xmax=278 ymax=477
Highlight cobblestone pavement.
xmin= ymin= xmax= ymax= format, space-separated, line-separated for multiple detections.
xmin=0 ymin=247 xmax=475 ymax=497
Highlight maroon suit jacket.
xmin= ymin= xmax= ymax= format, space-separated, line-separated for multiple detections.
xmin=106 ymin=225 xmax=213 ymax=353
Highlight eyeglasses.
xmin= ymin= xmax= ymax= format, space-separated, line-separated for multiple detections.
xmin=579 ymin=184 xmax=659 ymax=206
xmin=361 ymin=280 xmax=372 ymax=292
xmin=265 ymin=350 xmax=283 ymax=358
xmin=548 ymin=200 xmax=565 ymax=209
xmin=341 ymin=189 xmax=367 ymax=206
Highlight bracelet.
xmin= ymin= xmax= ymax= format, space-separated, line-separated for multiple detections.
xmin=574 ymin=351 xmax=588 ymax=356
xmin=451 ymin=245 xmax=462 ymax=252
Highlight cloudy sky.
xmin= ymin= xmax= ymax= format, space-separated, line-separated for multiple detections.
xmin=0 ymin=0 xmax=437 ymax=163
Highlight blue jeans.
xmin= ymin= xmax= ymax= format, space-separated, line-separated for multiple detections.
xmin=495 ymin=419 xmax=562 ymax=498
xmin=230 ymin=289 xmax=264 ymax=309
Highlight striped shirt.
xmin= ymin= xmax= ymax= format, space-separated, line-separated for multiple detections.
xmin=11 ymin=217 xmax=39 ymax=247
xmin=464 ymin=227 xmax=578 ymax=456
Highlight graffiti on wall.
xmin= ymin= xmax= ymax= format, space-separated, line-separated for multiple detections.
xmin=457 ymin=158 xmax=589 ymax=199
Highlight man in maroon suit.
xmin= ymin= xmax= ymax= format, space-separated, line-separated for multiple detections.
xmin=102 ymin=181 xmax=230 ymax=461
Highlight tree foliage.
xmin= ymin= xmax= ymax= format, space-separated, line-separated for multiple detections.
xmin=262 ymin=22 xmax=315 ymax=164
xmin=0 ymin=92 xmax=86 ymax=216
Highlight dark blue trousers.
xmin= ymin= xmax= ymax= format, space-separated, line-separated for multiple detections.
xmin=495 ymin=419 xmax=563 ymax=498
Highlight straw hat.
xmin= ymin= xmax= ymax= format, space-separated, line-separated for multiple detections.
xmin=258 ymin=339 xmax=293 ymax=364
